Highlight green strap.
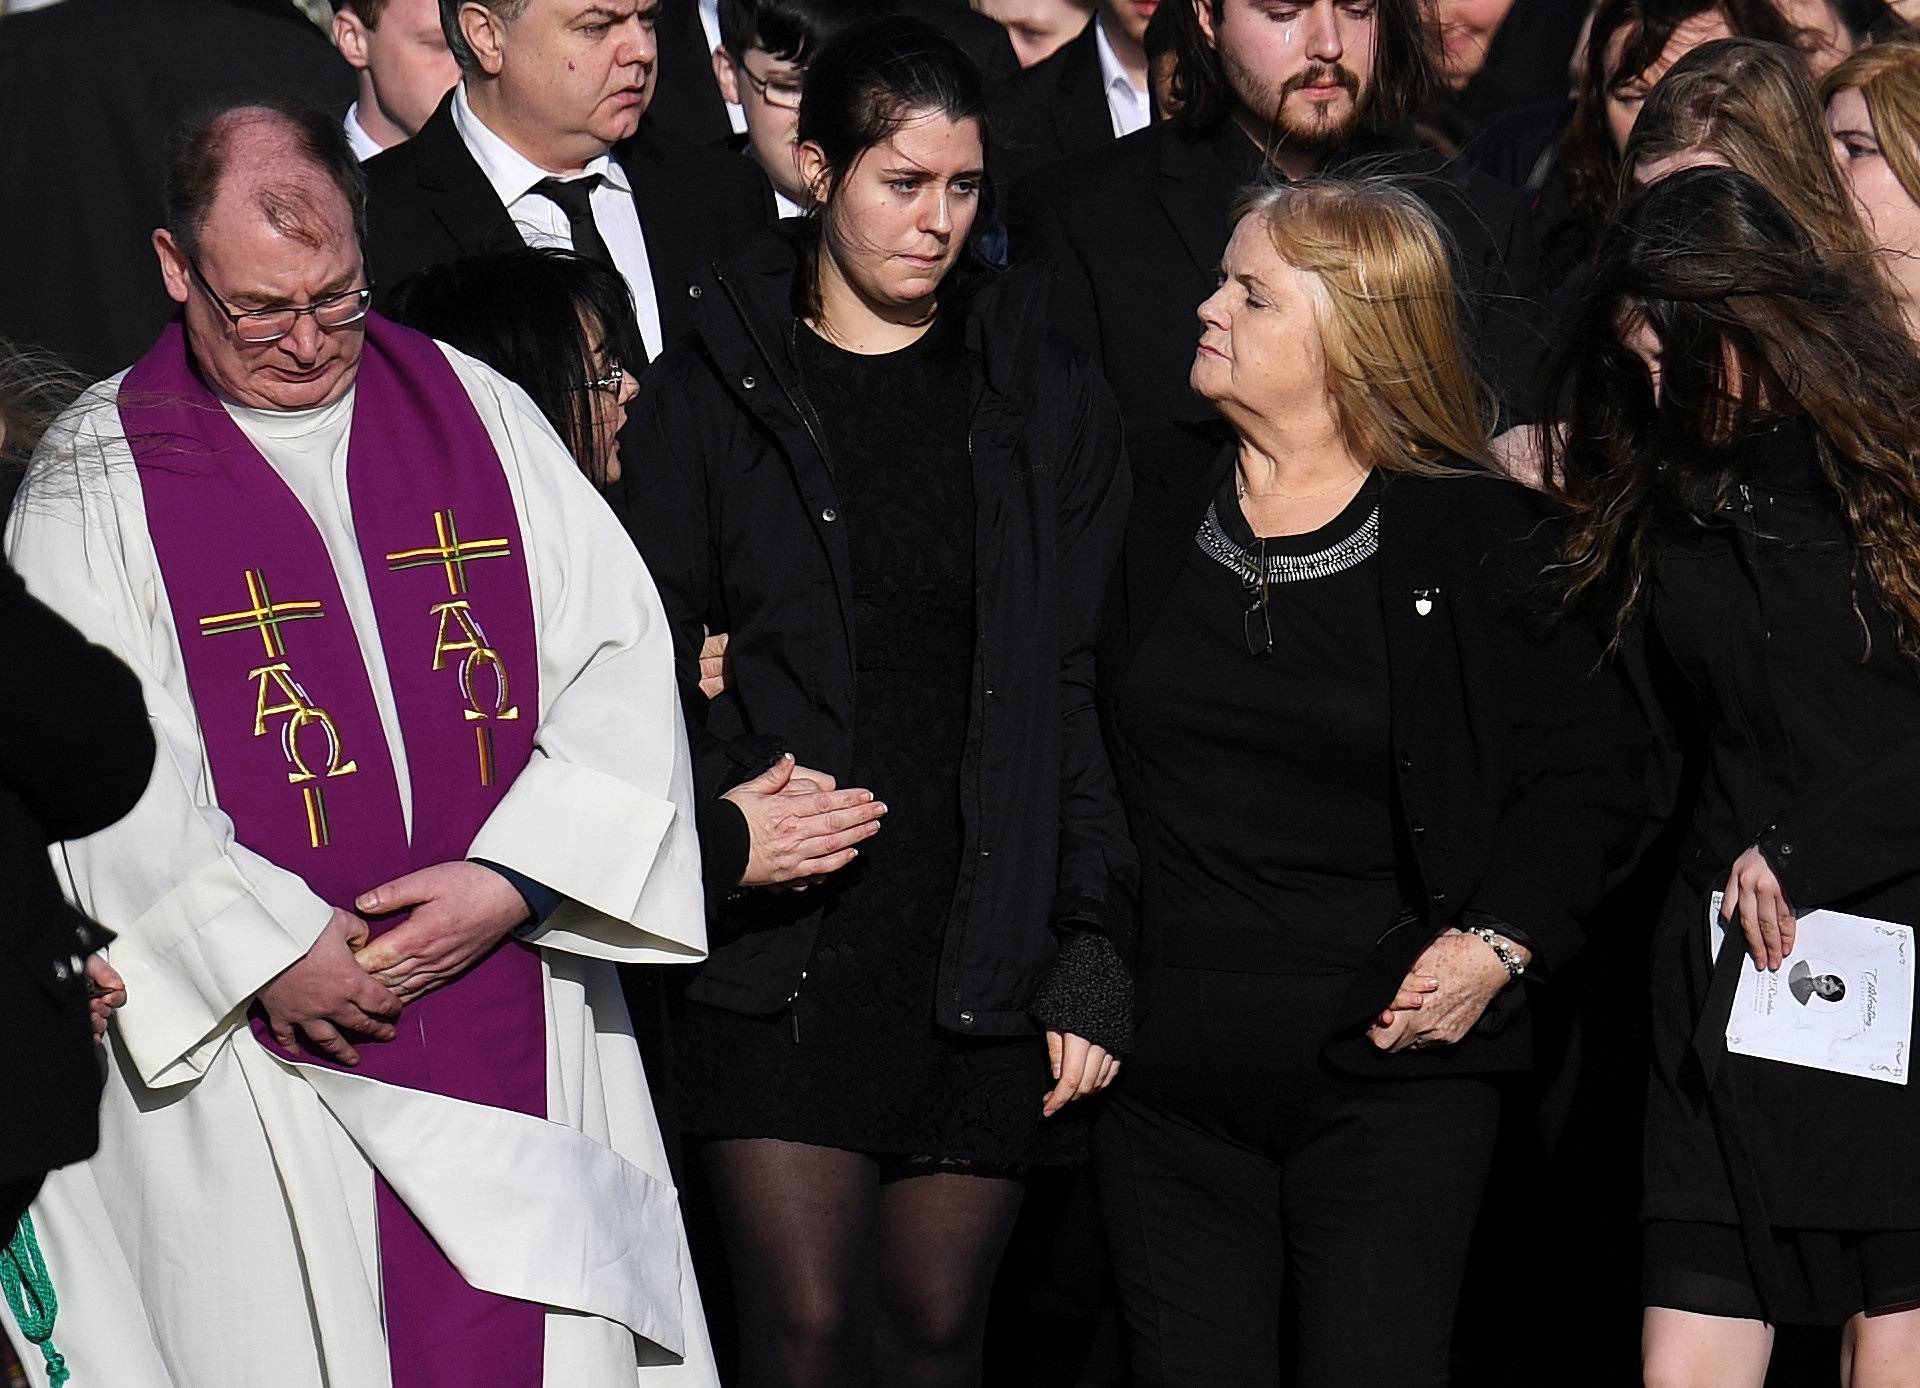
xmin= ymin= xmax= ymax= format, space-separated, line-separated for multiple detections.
xmin=1 ymin=1213 xmax=70 ymax=1387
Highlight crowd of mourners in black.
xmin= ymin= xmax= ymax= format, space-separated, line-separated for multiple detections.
xmin=8 ymin=0 xmax=1920 ymax=1384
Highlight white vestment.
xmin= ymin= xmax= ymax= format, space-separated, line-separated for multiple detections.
xmin=0 ymin=343 xmax=719 ymax=1388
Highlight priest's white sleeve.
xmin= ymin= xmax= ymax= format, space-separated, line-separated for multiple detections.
xmin=445 ymin=347 xmax=707 ymax=966
xmin=5 ymin=388 xmax=334 ymax=1088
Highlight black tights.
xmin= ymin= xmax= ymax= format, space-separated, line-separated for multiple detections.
xmin=700 ymin=1138 xmax=1025 ymax=1388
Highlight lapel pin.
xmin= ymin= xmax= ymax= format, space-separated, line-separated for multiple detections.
xmin=1414 ymin=588 xmax=1438 ymax=617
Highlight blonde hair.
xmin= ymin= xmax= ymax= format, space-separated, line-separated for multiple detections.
xmin=1626 ymin=38 xmax=1879 ymax=272
xmin=1233 ymin=178 xmax=1494 ymax=476
xmin=1822 ymin=40 xmax=1920 ymax=212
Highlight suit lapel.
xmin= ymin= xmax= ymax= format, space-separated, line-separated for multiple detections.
xmin=410 ymin=95 xmax=521 ymax=259
xmin=1153 ymin=127 xmax=1237 ymax=282
xmin=1054 ymin=24 xmax=1115 ymax=155
xmin=615 ymin=129 xmax=697 ymax=345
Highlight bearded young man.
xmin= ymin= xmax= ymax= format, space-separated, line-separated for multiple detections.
xmin=1006 ymin=0 xmax=1547 ymax=430
xmin=0 ymin=103 xmax=718 ymax=1388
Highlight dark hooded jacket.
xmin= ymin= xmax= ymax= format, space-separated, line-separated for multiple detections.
xmin=623 ymin=225 xmax=1135 ymax=1044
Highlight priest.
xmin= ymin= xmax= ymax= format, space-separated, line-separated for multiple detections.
xmin=0 ymin=101 xmax=717 ymax=1388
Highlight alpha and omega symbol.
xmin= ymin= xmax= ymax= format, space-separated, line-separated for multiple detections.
xmin=199 ymin=568 xmax=355 ymax=848
xmin=386 ymin=510 xmax=519 ymax=785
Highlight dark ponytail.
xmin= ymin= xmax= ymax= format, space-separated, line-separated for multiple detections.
xmin=793 ymin=14 xmax=987 ymax=318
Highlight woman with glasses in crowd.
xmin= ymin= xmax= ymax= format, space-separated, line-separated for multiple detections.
xmin=1548 ymin=164 xmax=1920 ymax=1388
xmin=1090 ymin=176 xmax=1639 ymax=1388
xmin=627 ymin=17 xmax=1134 ymax=1387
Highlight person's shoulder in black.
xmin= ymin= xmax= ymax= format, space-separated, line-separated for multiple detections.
xmin=990 ymin=20 xmax=1111 ymax=184
xmin=363 ymin=93 xmax=521 ymax=309
xmin=645 ymin=0 xmax=738 ymax=147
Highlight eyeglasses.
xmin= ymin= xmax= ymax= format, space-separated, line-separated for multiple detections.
xmin=575 ymin=362 xmax=627 ymax=395
xmin=188 ymin=258 xmax=372 ymax=344
xmin=738 ymin=56 xmax=807 ymax=110
xmin=1243 ymin=543 xmax=1274 ymax=658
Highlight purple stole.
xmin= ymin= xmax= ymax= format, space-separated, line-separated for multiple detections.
xmin=120 ymin=317 xmax=547 ymax=1387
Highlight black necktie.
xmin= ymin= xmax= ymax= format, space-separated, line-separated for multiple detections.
xmin=535 ymin=175 xmax=613 ymax=267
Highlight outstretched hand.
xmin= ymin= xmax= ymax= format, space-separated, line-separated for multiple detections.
xmin=352 ymin=861 xmax=530 ymax=1003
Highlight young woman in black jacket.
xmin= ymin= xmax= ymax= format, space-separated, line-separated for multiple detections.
xmin=626 ymin=17 xmax=1134 ymax=1387
xmin=1091 ymin=178 xmax=1641 ymax=1388
xmin=1549 ymin=166 xmax=1920 ymax=1387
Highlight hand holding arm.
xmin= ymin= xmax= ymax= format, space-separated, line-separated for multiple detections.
xmin=1368 ymin=929 xmax=1529 ymax=1053
xmin=351 ymin=862 xmax=530 ymax=1003
xmin=258 ymin=908 xmax=404 ymax=1065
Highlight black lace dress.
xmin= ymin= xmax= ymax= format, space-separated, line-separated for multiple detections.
xmin=674 ymin=315 xmax=1073 ymax=1166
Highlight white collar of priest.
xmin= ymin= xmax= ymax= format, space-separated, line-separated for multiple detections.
xmin=451 ymin=80 xmax=631 ymax=213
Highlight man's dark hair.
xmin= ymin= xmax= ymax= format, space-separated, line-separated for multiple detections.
xmin=330 ymin=0 xmax=391 ymax=26
xmin=440 ymin=0 xmax=530 ymax=78
xmin=165 ymin=101 xmax=369 ymax=261
xmin=1171 ymin=0 xmax=1440 ymax=134
xmin=718 ymin=0 xmax=877 ymax=63
xmin=386 ymin=248 xmax=645 ymax=487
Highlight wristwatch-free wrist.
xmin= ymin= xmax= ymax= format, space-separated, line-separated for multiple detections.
xmin=1464 ymin=925 xmax=1528 ymax=985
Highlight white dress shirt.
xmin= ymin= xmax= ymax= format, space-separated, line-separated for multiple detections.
xmin=697 ymin=0 xmax=749 ymax=136
xmin=343 ymin=102 xmax=384 ymax=163
xmin=451 ymin=82 xmax=665 ymax=361
xmin=1094 ymin=15 xmax=1150 ymax=140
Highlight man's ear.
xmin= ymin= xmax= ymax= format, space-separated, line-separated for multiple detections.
xmin=712 ymin=45 xmax=742 ymax=105
xmin=1193 ymin=0 xmax=1218 ymax=50
xmin=332 ymin=8 xmax=372 ymax=71
xmin=459 ymin=0 xmax=509 ymax=77
xmin=153 ymin=228 xmax=191 ymax=307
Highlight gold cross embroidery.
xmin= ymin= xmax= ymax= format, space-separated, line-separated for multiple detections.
xmin=198 ymin=569 xmax=325 ymax=659
xmin=384 ymin=509 xmax=512 ymax=597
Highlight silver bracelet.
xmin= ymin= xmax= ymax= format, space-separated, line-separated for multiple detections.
xmin=1465 ymin=926 xmax=1527 ymax=984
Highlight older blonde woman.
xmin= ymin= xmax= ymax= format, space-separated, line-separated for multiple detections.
xmin=1825 ymin=41 xmax=1920 ymax=342
xmin=1090 ymin=178 xmax=1642 ymax=1388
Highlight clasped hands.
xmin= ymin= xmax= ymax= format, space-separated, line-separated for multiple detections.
xmin=1367 ymin=927 xmax=1528 ymax=1054
xmin=257 ymin=861 xmax=530 ymax=1066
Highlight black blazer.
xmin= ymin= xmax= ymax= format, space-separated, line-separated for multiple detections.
xmin=1005 ymin=118 xmax=1549 ymax=430
xmin=1099 ymin=431 xmax=1644 ymax=1076
xmin=990 ymin=20 xmax=1118 ymax=184
xmin=362 ymin=91 xmax=775 ymax=346
xmin=645 ymin=0 xmax=735 ymax=149
xmin=0 ymin=0 xmax=354 ymax=378
xmin=627 ymin=228 xmax=1135 ymax=1036
xmin=0 ymin=562 xmax=154 ymax=1187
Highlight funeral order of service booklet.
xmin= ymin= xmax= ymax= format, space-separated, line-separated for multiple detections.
xmin=1709 ymin=893 xmax=1915 ymax=1085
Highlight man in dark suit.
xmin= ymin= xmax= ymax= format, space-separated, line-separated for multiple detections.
xmin=645 ymin=0 xmax=739 ymax=147
xmin=1006 ymin=0 xmax=1547 ymax=429
xmin=363 ymin=0 xmax=773 ymax=364
xmin=992 ymin=0 xmax=1152 ymax=181
xmin=0 ymin=0 xmax=355 ymax=379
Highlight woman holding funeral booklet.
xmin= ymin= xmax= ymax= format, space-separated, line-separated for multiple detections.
xmin=1546 ymin=165 xmax=1920 ymax=1386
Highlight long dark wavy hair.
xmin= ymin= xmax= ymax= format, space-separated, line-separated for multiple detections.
xmin=1545 ymin=166 xmax=1920 ymax=659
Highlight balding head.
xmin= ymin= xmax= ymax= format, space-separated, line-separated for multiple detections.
xmin=165 ymin=103 xmax=368 ymax=262
xmin=154 ymin=103 xmax=372 ymax=412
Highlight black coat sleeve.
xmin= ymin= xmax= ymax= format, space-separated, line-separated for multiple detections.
xmin=1002 ymin=178 xmax=1105 ymax=370
xmin=1046 ymin=340 xmax=1138 ymax=947
xmin=1758 ymin=733 xmax=1920 ymax=910
xmin=0 ymin=560 xmax=153 ymax=843
xmin=624 ymin=359 xmax=778 ymax=889
xmin=1462 ymin=540 xmax=1648 ymax=975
